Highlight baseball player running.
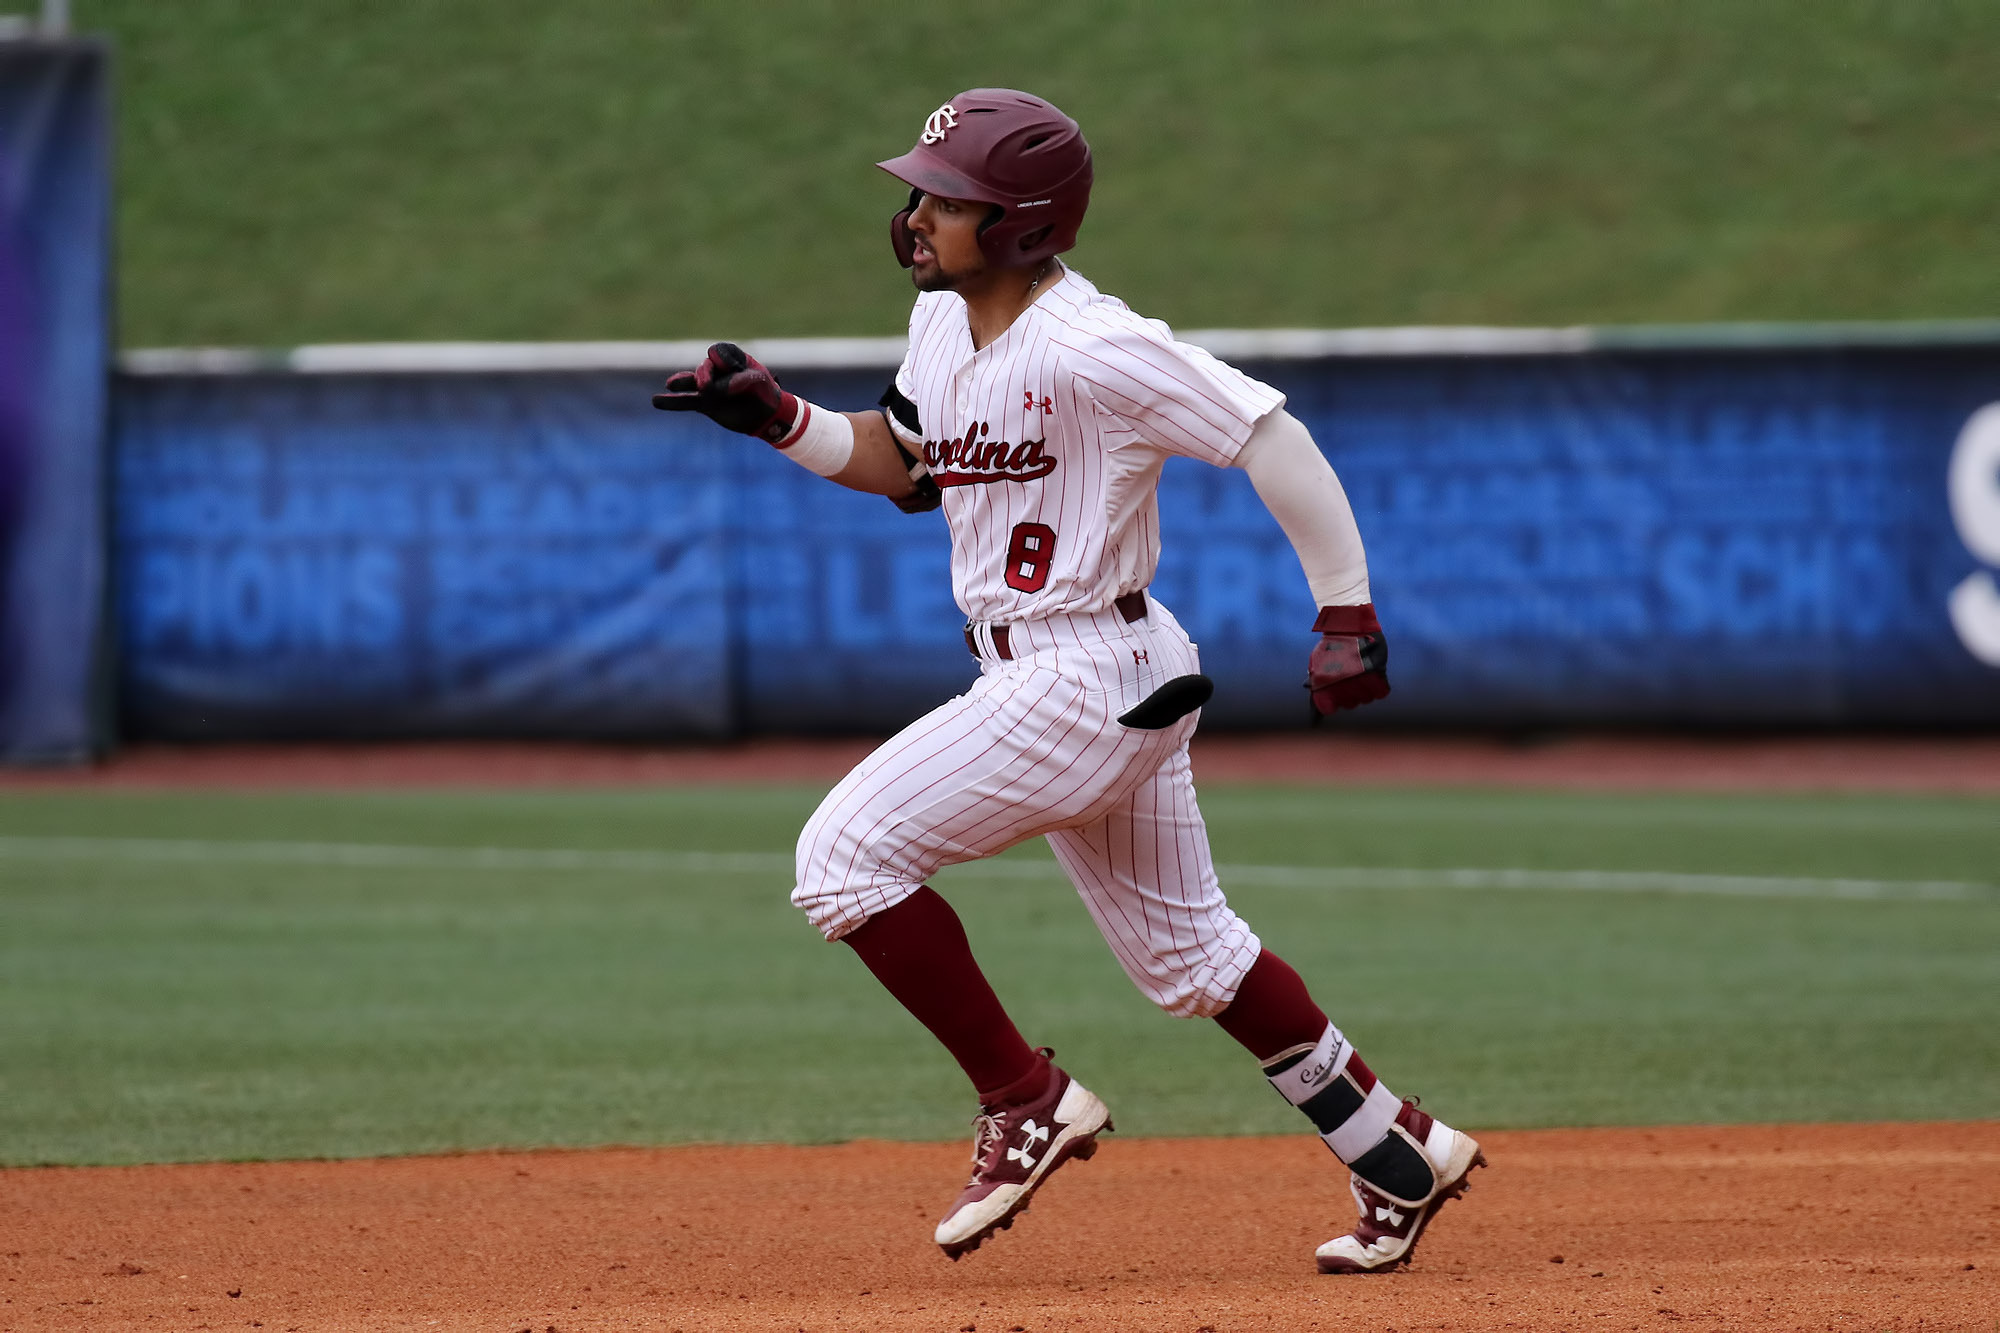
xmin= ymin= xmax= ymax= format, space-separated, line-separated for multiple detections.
xmin=654 ymin=89 xmax=1482 ymax=1272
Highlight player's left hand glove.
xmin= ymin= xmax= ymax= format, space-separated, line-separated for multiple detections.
xmin=651 ymin=342 xmax=800 ymax=444
xmin=1306 ymin=604 xmax=1390 ymax=716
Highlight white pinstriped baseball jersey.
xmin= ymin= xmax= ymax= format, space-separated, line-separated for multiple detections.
xmin=792 ymin=268 xmax=1290 ymax=1017
xmin=892 ymin=266 xmax=1285 ymax=624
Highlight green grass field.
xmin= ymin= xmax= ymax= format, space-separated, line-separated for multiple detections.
xmin=83 ymin=0 xmax=1998 ymax=346
xmin=2 ymin=783 xmax=1994 ymax=1166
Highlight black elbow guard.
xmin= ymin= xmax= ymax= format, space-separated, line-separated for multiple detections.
xmin=890 ymin=438 xmax=943 ymax=513
xmin=879 ymin=381 xmax=941 ymax=514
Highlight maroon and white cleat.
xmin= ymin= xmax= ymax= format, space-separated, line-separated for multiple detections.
xmin=934 ymin=1059 xmax=1111 ymax=1260
xmin=1316 ymin=1098 xmax=1485 ymax=1274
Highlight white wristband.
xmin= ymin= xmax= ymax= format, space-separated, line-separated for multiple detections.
xmin=771 ymin=400 xmax=855 ymax=478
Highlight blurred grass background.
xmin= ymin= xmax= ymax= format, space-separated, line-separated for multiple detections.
xmin=3 ymin=785 xmax=1994 ymax=1164
xmin=39 ymin=0 xmax=2000 ymax=1170
xmin=84 ymin=0 xmax=1999 ymax=346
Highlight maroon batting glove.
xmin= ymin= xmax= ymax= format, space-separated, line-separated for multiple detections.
xmin=1306 ymin=603 xmax=1391 ymax=716
xmin=651 ymin=342 xmax=802 ymax=444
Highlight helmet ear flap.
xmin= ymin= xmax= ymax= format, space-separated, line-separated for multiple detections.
xmin=1015 ymin=224 xmax=1054 ymax=258
xmin=889 ymin=187 xmax=922 ymax=268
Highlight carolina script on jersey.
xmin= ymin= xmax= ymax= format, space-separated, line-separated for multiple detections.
xmin=924 ymin=421 xmax=1058 ymax=488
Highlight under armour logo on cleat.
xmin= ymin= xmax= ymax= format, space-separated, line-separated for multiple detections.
xmin=1007 ymin=1119 xmax=1051 ymax=1168
xmin=1375 ymin=1204 xmax=1406 ymax=1226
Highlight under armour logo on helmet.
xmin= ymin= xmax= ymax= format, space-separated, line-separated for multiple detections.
xmin=921 ymin=103 xmax=959 ymax=145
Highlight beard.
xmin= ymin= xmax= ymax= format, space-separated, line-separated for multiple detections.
xmin=911 ymin=251 xmax=987 ymax=293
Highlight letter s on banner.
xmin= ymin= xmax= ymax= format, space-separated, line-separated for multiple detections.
xmin=1946 ymin=403 xmax=2000 ymax=666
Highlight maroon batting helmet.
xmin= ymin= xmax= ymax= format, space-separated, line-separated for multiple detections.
xmin=878 ymin=89 xmax=1093 ymax=270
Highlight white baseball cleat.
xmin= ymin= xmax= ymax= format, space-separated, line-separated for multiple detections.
xmin=1316 ymin=1098 xmax=1485 ymax=1274
xmin=934 ymin=1057 xmax=1111 ymax=1260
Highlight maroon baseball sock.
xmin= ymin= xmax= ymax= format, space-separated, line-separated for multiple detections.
xmin=842 ymin=886 xmax=1048 ymax=1105
xmin=1212 ymin=948 xmax=1329 ymax=1061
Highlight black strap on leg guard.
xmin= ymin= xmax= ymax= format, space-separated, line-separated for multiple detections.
xmin=1349 ymin=1128 xmax=1440 ymax=1205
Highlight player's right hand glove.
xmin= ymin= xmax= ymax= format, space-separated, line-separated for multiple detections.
xmin=651 ymin=342 xmax=800 ymax=444
xmin=1306 ymin=604 xmax=1391 ymax=716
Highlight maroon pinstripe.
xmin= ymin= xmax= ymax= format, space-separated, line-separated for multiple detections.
xmin=794 ymin=265 xmax=1282 ymax=1015
xmin=793 ymin=602 xmax=1259 ymax=1015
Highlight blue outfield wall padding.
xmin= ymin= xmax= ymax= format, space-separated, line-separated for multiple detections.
xmin=112 ymin=346 xmax=2000 ymax=740
xmin=116 ymin=373 xmax=732 ymax=740
xmin=1244 ymin=348 xmax=2000 ymax=727
xmin=0 ymin=43 xmax=112 ymax=762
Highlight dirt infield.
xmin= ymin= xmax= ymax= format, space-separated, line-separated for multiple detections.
xmin=8 ymin=733 xmax=2000 ymax=791
xmin=5 ymin=1123 xmax=1994 ymax=1332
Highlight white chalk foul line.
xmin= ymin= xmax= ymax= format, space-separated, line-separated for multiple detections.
xmin=1211 ymin=864 xmax=1992 ymax=901
xmin=0 ymin=835 xmax=1989 ymax=902
xmin=0 ymin=835 xmax=790 ymax=875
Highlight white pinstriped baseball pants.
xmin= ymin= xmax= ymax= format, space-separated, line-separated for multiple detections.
xmin=793 ymin=597 xmax=1262 ymax=1018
